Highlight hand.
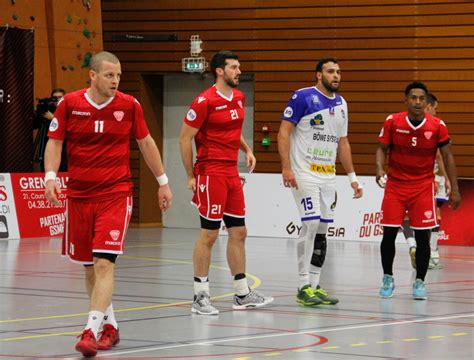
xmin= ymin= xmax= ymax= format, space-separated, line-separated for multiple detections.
xmin=44 ymin=179 xmax=61 ymax=205
xmin=158 ymin=184 xmax=173 ymax=211
xmin=44 ymin=111 xmax=55 ymax=121
xmin=448 ymin=190 xmax=461 ymax=210
xmin=246 ymin=150 xmax=256 ymax=173
xmin=282 ymin=168 xmax=298 ymax=189
xmin=351 ymin=181 xmax=363 ymax=199
xmin=445 ymin=177 xmax=452 ymax=196
xmin=187 ymin=177 xmax=196 ymax=192
xmin=376 ymin=173 xmax=387 ymax=188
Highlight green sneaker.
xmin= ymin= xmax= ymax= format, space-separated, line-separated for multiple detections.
xmin=314 ymin=285 xmax=339 ymax=305
xmin=296 ymin=285 xmax=323 ymax=306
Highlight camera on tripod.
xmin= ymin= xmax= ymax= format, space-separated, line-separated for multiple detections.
xmin=35 ymin=96 xmax=59 ymax=116
xmin=33 ymin=89 xmax=67 ymax=171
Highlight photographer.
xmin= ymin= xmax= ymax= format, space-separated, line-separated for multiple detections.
xmin=33 ymin=88 xmax=67 ymax=171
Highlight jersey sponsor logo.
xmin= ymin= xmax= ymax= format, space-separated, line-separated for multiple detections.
xmin=113 ymin=111 xmax=124 ymax=121
xmin=424 ymin=131 xmax=433 ymax=139
xmin=215 ymin=104 xmax=227 ymax=110
xmin=292 ymin=93 xmax=298 ymax=100
xmin=49 ymin=118 xmax=59 ymax=132
xmin=198 ymin=96 xmax=206 ymax=104
xmin=341 ymin=109 xmax=346 ymax=119
xmin=310 ymin=114 xmax=324 ymax=127
xmin=72 ymin=110 xmax=91 ymax=116
xmin=186 ymin=109 xmax=197 ymax=121
xmin=310 ymin=163 xmax=335 ymax=174
xmin=283 ymin=106 xmax=293 ymax=118
xmin=109 ymin=230 xmax=120 ymax=241
xmin=311 ymin=94 xmax=319 ymax=103
xmin=199 ymin=184 xmax=206 ymax=192
xmin=424 ymin=210 xmax=433 ymax=219
xmin=396 ymin=129 xmax=410 ymax=134
xmin=237 ymin=100 xmax=243 ymax=108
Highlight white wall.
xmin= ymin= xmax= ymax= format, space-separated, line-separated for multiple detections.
xmin=162 ymin=73 xmax=254 ymax=228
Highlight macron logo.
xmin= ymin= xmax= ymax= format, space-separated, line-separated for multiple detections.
xmin=72 ymin=110 xmax=91 ymax=116
xmin=198 ymin=97 xmax=206 ymax=104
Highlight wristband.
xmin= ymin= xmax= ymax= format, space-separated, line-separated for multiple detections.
xmin=44 ymin=171 xmax=57 ymax=183
xmin=156 ymin=173 xmax=169 ymax=186
xmin=348 ymin=172 xmax=358 ymax=184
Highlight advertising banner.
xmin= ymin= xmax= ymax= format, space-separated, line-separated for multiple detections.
xmin=9 ymin=173 xmax=67 ymax=239
xmin=220 ymin=174 xmax=472 ymax=245
xmin=0 ymin=173 xmax=20 ymax=239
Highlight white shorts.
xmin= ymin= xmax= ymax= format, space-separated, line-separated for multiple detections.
xmin=435 ymin=175 xmax=449 ymax=202
xmin=291 ymin=178 xmax=336 ymax=223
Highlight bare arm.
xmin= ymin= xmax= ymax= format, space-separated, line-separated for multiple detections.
xmin=137 ymin=134 xmax=173 ymax=211
xmin=439 ymin=143 xmax=461 ymax=209
xmin=179 ymin=123 xmax=199 ymax=192
xmin=277 ymin=120 xmax=298 ymax=189
xmin=338 ymin=136 xmax=363 ymax=198
xmin=375 ymin=143 xmax=390 ymax=187
xmin=44 ymin=138 xmax=64 ymax=205
xmin=239 ymin=135 xmax=256 ymax=173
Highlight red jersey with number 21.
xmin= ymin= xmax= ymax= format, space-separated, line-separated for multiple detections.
xmin=378 ymin=112 xmax=449 ymax=183
xmin=184 ymin=85 xmax=244 ymax=176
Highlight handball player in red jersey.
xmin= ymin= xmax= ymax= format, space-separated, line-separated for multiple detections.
xmin=375 ymin=81 xmax=460 ymax=301
xmin=44 ymin=51 xmax=173 ymax=357
xmin=179 ymin=50 xmax=273 ymax=315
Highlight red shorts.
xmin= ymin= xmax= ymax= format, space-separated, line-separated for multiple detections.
xmin=192 ymin=175 xmax=245 ymax=221
xmin=62 ymin=195 xmax=133 ymax=264
xmin=381 ymin=179 xmax=437 ymax=229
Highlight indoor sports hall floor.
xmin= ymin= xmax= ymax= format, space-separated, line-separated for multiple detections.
xmin=1 ymin=228 xmax=473 ymax=359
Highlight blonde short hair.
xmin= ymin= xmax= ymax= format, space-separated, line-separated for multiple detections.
xmin=89 ymin=51 xmax=120 ymax=72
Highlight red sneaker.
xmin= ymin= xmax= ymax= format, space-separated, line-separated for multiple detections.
xmin=75 ymin=328 xmax=97 ymax=357
xmin=97 ymin=324 xmax=120 ymax=350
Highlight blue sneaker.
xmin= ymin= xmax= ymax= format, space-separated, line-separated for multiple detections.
xmin=379 ymin=274 xmax=395 ymax=298
xmin=413 ymin=279 xmax=427 ymax=300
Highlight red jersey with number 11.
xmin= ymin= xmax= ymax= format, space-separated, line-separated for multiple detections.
xmin=48 ymin=89 xmax=150 ymax=199
xmin=378 ymin=111 xmax=450 ymax=183
xmin=184 ymin=85 xmax=244 ymax=176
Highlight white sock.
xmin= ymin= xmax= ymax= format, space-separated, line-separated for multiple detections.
xmin=103 ymin=304 xmax=118 ymax=328
xmin=406 ymin=237 xmax=417 ymax=249
xmin=309 ymin=265 xmax=321 ymax=288
xmin=233 ymin=277 xmax=250 ymax=296
xmin=430 ymin=231 xmax=439 ymax=251
xmin=297 ymin=220 xmax=320 ymax=289
xmin=85 ymin=311 xmax=104 ymax=338
xmin=194 ymin=276 xmax=209 ymax=296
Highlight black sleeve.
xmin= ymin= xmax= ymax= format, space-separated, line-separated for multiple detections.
xmin=438 ymin=139 xmax=450 ymax=148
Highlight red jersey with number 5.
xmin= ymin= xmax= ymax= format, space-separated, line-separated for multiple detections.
xmin=48 ymin=89 xmax=150 ymax=199
xmin=378 ymin=111 xmax=449 ymax=182
xmin=184 ymin=85 xmax=244 ymax=176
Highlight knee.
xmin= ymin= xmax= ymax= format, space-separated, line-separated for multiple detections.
xmin=199 ymin=230 xmax=219 ymax=247
xmin=93 ymin=257 xmax=114 ymax=276
xmin=229 ymin=227 xmax=247 ymax=244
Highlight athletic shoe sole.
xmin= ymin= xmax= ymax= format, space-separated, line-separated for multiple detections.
xmin=232 ymin=296 xmax=274 ymax=310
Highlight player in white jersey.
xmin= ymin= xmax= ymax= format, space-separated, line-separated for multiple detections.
xmin=404 ymin=92 xmax=449 ymax=269
xmin=278 ymin=57 xmax=363 ymax=306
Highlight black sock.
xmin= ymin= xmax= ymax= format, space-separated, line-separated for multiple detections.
xmin=381 ymin=226 xmax=398 ymax=275
xmin=414 ymin=229 xmax=431 ymax=281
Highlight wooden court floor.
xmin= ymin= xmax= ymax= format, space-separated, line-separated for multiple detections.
xmin=0 ymin=228 xmax=473 ymax=359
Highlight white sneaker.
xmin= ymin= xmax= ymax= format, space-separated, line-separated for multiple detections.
xmin=428 ymin=249 xmax=442 ymax=269
xmin=233 ymin=289 xmax=274 ymax=310
xmin=192 ymin=291 xmax=219 ymax=315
